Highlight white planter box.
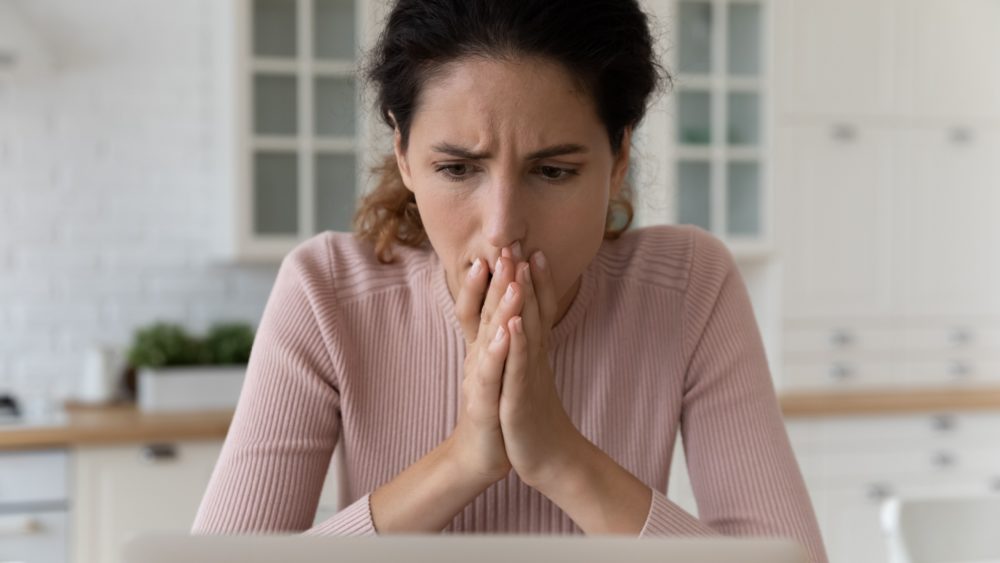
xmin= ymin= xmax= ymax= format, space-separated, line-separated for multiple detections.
xmin=137 ymin=366 xmax=246 ymax=412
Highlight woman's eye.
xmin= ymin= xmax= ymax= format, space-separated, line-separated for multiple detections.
xmin=436 ymin=164 xmax=472 ymax=181
xmin=538 ymin=166 xmax=576 ymax=182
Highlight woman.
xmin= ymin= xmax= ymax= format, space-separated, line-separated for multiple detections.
xmin=192 ymin=1 xmax=827 ymax=561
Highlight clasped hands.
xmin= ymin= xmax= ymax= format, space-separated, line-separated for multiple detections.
xmin=451 ymin=242 xmax=585 ymax=491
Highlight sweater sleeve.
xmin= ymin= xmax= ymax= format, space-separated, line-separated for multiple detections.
xmin=190 ymin=236 xmax=377 ymax=536
xmin=638 ymin=228 xmax=828 ymax=563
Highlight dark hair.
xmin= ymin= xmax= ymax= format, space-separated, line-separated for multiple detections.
xmin=353 ymin=0 xmax=669 ymax=262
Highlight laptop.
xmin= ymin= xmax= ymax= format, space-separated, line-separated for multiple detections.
xmin=122 ymin=532 xmax=809 ymax=563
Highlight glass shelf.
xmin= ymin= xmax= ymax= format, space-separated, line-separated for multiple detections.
xmin=678 ymin=1 xmax=713 ymax=74
xmin=678 ymin=90 xmax=712 ymax=145
xmin=726 ymin=161 xmax=761 ymax=236
xmin=727 ymin=91 xmax=760 ymax=146
xmin=254 ymin=74 xmax=298 ymax=136
xmin=677 ymin=160 xmax=712 ymax=231
xmin=727 ymin=2 xmax=761 ymax=77
xmin=254 ymin=152 xmax=299 ymax=235
xmin=314 ymin=76 xmax=356 ymax=137
xmin=314 ymin=0 xmax=355 ymax=60
xmin=253 ymin=0 xmax=297 ymax=58
xmin=315 ymin=153 xmax=357 ymax=232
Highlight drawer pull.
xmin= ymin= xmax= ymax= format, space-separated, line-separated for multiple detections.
xmin=0 ymin=515 xmax=43 ymax=537
xmin=932 ymin=451 xmax=957 ymax=469
xmin=828 ymin=362 xmax=855 ymax=381
xmin=930 ymin=414 xmax=956 ymax=432
xmin=949 ymin=328 xmax=973 ymax=346
xmin=829 ymin=329 xmax=855 ymax=348
xmin=140 ymin=443 xmax=178 ymax=463
xmin=949 ymin=361 xmax=972 ymax=378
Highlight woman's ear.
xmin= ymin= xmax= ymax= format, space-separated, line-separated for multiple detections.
xmin=389 ymin=111 xmax=414 ymax=193
xmin=610 ymin=126 xmax=632 ymax=198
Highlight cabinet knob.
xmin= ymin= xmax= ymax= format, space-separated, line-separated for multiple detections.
xmin=831 ymin=124 xmax=857 ymax=143
xmin=829 ymin=329 xmax=855 ymax=348
xmin=949 ymin=328 xmax=973 ymax=346
xmin=932 ymin=451 xmax=957 ymax=469
xmin=140 ymin=443 xmax=178 ymax=463
xmin=949 ymin=127 xmax=974 ymax=145
xmin=828 ymin=362 xmax=855 ymax=381
xmin=949 ymin=361 xmax=972 ymax=378
xmin=866 ymin=483 xmax=893 ymax=503
xmin=0 ymin=515 xmax=44 ymax=537
xmin=930 ymin=414 xmax=957 ymax=432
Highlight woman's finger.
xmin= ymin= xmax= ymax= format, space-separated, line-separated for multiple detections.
xmin=501 ymin=315 xmax=528 ymax=401
xmin=456 ymin=257 xmax=489 ymax=346
xmin=515 ymin=262 xmax=542 ymax=366
xmin=530 ymin=251 xmax=558 ymax=347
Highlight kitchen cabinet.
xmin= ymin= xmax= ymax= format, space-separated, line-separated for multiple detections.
xmin=893 ymin=126 xmax=1000 ymax=317
xmin=787 ymin=412 xmax=1000 ymax=563
xmin=215 ymin=0 xmax=386 ymax=263
xmin=71 ymin=440 xmax=223 ymax=563
xmin=777 ymin=123 xmax=896 ymax=319
xmin=895 ymin=0 xmax=1000 ymax=120
xmin=774 ymin=0 xmax=895 ymax=119
xmin=0 ymin=449 xmax=70 ymax=563
xmin=646 ymin=0 xmax=772 ymax=256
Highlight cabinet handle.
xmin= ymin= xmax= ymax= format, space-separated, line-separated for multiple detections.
xmin=828 ymin=362 xmax=855 ymax=381
xmin=831 ymin=124 xmax=857 ymax=143
xmin=0 ymin=515 xmax=44 ymax=536
xmin=829 ymin=329 xmax=855 ymax=348
xmin=949 ymin=328 xmax=973 ymax=346
xmin=140 ymin=443 xmax=178 ymax=463
xmin=866 ymin=483 xmax=893 ymax=503
xmin=932 ymin=451 xmax=957 ymax=469
xmin=949 ymin=127 xmax=974 ymax=145
xmin=949 ymin=361 xmax=972 ymax=378
xmin=930 ymin=414 xmax=957 ymax=432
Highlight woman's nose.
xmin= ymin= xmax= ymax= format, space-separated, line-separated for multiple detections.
xmin=483 ymin=177 xmax=527 ymax=252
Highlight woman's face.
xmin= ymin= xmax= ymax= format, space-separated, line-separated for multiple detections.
xmin=393 ymin=56 xmax=630 ymax=324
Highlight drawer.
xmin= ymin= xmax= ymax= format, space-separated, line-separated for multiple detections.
xmin=899 ymin=358 xmax=1000 ymax=386
xmin=0 ymin=510 xmax=69 ymax=563
xmin=902 ymin=324 xmax=1000 ymax=353
xmin=781 ymin=358 xmax=899 ymax=391
xmin=784 ymin=325 xmax=901 ymax=355
xmin=0 ymin=449 xmax=69 ymax=505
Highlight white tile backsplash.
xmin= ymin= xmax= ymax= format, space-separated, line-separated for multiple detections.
xmin=0 ymin=0 xmax=279 ymax=400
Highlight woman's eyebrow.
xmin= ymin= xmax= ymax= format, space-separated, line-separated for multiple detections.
xmin=431 ymin=142 xmax=589 ymax=160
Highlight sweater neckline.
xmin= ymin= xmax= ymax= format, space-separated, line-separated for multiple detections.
xmin=429 ymin=249 xmax=599 ymax=348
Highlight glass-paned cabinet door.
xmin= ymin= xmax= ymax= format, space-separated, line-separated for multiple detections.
xmin=673 ymin=0 xmax=768 ymax=250
xmin=242 ymin=0 xmax=361 ymax=260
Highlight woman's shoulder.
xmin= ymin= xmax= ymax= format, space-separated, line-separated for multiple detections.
xmin=281 ymin=230 xmax=433 ymax=304
xmin=596 ymin=224 xmax=734 ymax=293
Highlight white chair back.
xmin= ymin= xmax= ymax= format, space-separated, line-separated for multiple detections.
xmin=881 ymin=494 xmax=1000 ymax=563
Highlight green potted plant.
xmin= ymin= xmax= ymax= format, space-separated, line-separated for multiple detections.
xmin=127 ymin=321 xmax=255 ymax=412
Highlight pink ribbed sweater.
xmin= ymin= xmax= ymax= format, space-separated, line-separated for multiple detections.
xmin=191 ymin=224 xmax=827 ymax=562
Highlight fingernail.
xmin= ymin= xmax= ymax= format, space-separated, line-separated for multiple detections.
xmin=513 ymin=316 xmax=523 ymax=335
xmin=521 ymin=263 xmax=531 ymax=285
xmin=511 ymin=241 xmax=523 ymax=261
xmin=533 ymin=251 xmax=547 ymax=271
xmin=495 ymin=257 xmax=503 ymax=276
xmin=494 ymin=326 xmax=505 ymax=342
xmin=468 ymin=259 xmax=482 ymax=279
xmin=504 ymin=283 xmax=515 ymax=302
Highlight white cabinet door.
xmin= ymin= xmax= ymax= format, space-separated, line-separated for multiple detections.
xmin=773 ymin=0 xmax=896 ymax=118
xmin=892 ymin=126 xmax=1000 ymax=317
xmin=71 ymin=440 xmax=223 ymax=563
xmin=894 ymin=0 xmax=1000 ymax=120
xmin=777 ymin=124 xmax=896 ymax=319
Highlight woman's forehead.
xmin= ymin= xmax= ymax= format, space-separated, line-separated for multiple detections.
xmin=411 ymin=57 xmax=603 ymax=149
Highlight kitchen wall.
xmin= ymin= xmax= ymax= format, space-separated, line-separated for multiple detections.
xmin=0 ymin=0 xmax=278 ymax=409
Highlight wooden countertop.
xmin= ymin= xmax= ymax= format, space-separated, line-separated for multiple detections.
xmin=0 ymin=401 xmax=233 ymax=451
xmin=3 ymin=387 xmax=1000 ymax=451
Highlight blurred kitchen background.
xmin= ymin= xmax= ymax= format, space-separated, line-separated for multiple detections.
xmin=1 ymin=0 xmax=998 ymax=562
